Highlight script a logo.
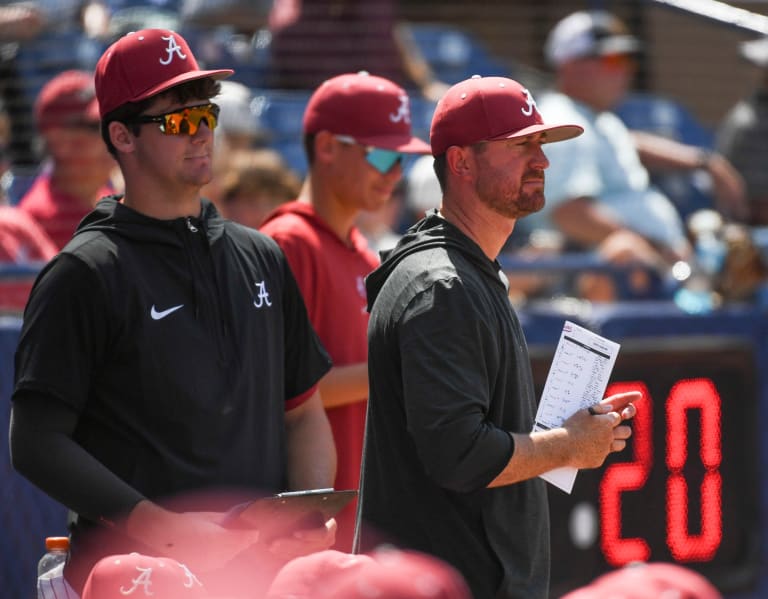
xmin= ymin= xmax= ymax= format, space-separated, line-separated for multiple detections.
xmin=119 ymin=562 xmax=202 ymax=595
xmin=254 ymin=281 xmax=272 ymax=308
xmin=159 ymin=35 xmax=187 ymax=66
xmin=520 ymin=88 xmax=536 ymax=117
xmin=389 ymin=94 xmax=412 ymax=125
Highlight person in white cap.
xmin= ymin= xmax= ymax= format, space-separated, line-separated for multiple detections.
xmin=355 ymin=74 xmax=639 ymax=599
xmin=10 ymin=28 xmax=337 ymax=598
xmin=531 ymin=10 xmax=747 ymax=300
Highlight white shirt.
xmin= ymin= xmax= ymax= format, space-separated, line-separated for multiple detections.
xmin=529 ymin=90 xmax=687 ymax=252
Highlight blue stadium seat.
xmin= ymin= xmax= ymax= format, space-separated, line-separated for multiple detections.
xmin=408 ymin=96 xmax=437 ymax=146
xmin=407 ymin=24 xmax=512 ymax=84
xmin=254 ymin=90 xmax=311 ymax=141
xmin=615 ymin=92 xmax=716 ymax=222
xmin=252 ymin=91 xmax=311 ymax=175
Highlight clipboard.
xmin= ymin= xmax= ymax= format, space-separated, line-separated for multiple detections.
xmin=222 ymin=488 xmax=357 ymax=541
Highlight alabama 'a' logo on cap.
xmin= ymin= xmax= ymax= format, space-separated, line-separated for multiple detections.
xmin=521 ymin=88 xmax=536 ymax=117
xmin=389 ymin=94 xmax=412 ymax=125
xmin=159 ymin=34 xmax=187 ymax=66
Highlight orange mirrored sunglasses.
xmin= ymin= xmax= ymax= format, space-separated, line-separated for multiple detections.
xmin=132 ymin=103 xmax=220 ymax=136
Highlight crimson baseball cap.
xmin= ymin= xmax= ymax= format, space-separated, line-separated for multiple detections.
xmin=545 ymin=10 xmax=641 ymax=67
xmin=95 ymin=28 xmax=233 ymax=118
xmin=316 ymin=549 xmax=472 ymax=599
xmin=430 ymin=75 xmax=583 ymax=156
xmin=265 ymin=549 xmax=375 ymax=598
xmin=302 ymin=71 xmax=431 ymax=153
xmin=560 ymin=562 xmax=722 ymax=599
xmin=35 ymin=70 xmax=100 ymax=131
xmin=81 ymin=553 xmax=208 ymax=599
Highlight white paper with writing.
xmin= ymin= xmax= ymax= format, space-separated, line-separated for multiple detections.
xmin=533 ymin=320 xmax=620 ymax=493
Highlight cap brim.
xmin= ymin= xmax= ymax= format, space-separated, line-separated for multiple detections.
xmin=741 ymin=37 xmax=768 ymax=68
xmin=596 ymin=36 xmax=641 ymax=57
xmin=132 ymin=69 xmax=234 ymax=105
xmin=355 ymin=133 xmax=432 ymax=154
xmin=488 ymin=122 xmax=584 ymax=144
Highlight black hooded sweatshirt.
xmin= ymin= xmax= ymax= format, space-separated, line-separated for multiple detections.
xmin=357 ymin=211 xmax=549 ymax=599
xmin=12 ymin=196 xmax=330 ymax=528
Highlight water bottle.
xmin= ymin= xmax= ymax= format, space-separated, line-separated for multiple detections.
xmin=37 ymin=536 xmax=74 ymax=599
xmin=673 ymin=209 xmax=725 ymax=314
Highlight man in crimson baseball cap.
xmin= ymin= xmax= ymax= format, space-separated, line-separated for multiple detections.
xmin=94 ymin=28 xmax=233 ymax=117
xmin=260 ymin=71 xmax=430 ymax=553
xmin=430 ymin=75 xmax=583 ymax=156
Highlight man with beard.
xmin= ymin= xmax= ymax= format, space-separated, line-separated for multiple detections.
xmin=354 ymin=76 xmax=639 ymax=599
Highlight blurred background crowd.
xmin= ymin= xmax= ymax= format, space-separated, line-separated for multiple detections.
xmin=1 ymin=0 xmax=768 ymax=313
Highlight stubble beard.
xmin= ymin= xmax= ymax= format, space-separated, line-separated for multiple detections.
xmin=477 ymin=183 xmax=545 ymax=220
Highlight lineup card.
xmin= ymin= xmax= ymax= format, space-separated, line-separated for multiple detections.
xmin=533 ymin=320 xmax=620 ymax=493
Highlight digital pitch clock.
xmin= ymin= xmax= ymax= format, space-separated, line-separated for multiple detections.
xmin=528 ymin=337 xmax=762 ymax=597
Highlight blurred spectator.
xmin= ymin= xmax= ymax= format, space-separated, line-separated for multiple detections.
xmin=266 ymin=547 xmax=472 ymax=599
xmin=260 ymin=71 xmax=431 ymax=551
xmin=0 ymin=95 xmax=56 ymax=310
xmin=560 ymin=561 xmax=722 ymax=599
xmin=0 ymin=204 xmax=57 ymax=262
xmin=17 ymin=69 xmax=117 ymax=249
xmin=716 ymin=35 xmax=768 ymax=226
xmin=0 ymin=0 xmax=110 ymax=170
xmin=0 ymin=104 xmax=57 ymax=313
xmin=530 ymin=10 xmax=747 ymax=301
xmin=102 ymin=0 xmax=181 ymax=44
xmin=216 ymin=147 xmax=300 ymax=229
xmin=267 ymin=0 xmax=449 ymax=101
xmin=82 ymin=553 xmax=208 ymax=599
xmin=403 ymin=154 xmax=441 ymax=224
xmin=200 ymin=79 xmax=269 ymax=206
xmin=0 ymin=2 xmax=43 ymax=168
xmin=216 ymin=79 xmax=267 ymax=151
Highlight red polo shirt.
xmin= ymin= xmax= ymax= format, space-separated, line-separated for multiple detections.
xmin=261 ymin=201 xmax=379 ymax=550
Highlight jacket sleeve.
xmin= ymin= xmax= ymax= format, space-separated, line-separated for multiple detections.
xmin=397 ymin=277 xmax=513 ymax=493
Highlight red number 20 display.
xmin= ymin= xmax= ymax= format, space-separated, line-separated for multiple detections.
xmin=599 ymin=379 xmax=722 ymax=566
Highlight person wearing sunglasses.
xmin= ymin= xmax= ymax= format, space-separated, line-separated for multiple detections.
xmin=260 ymin=71 xmax=431 ymax=553
xmin=10 ymin=28 xmax=339 ymax=598
xmin=523 ymin=10 xmax=747 ymax=302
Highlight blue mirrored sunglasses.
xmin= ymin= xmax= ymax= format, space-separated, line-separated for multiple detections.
xmin=335 ymin=135 xmax=404 ymax=174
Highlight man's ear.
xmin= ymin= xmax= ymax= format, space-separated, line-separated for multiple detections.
xmin=313 ymin=130 xmax=338 ymax=165
xmin=108 ymin=121 xmax=135 ymax=154
xmin=445 ymin=145 xmax=473 ymax=179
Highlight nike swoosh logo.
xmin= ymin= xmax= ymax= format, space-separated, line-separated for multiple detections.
xmin=150 ymin=304 xmax=184 ymax=320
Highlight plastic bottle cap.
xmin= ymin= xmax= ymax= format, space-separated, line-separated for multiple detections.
xmin=45 ymin=536 xmax=70 ymax=551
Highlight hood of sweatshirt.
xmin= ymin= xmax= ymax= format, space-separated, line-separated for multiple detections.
xmin=365 ymin=210 xmax=507 ymax=312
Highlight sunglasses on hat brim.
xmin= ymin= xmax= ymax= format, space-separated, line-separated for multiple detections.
xmin=335 ymin=135 xmax=404 ymax=174
xmin=131 ymin=103 xmax=220 ymax=136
